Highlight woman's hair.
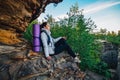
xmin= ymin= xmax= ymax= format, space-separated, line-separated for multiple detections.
xmin=41 ymin=22 xmax=47 ymax=28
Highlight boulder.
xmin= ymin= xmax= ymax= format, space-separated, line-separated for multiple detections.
xmin=0 ymin=43 xmax=86 ymax=80
xmin=101 ymin=42 xmax=119 ymax=69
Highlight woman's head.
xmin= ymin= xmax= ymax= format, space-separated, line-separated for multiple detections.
xmin=41 ymin=22 xmax=50 ymax=30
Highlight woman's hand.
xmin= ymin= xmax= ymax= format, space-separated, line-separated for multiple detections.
xmin=46 ymin=56 xmax=52 ymax=60
xmin=62 ymin=36 xmax=67 ymax=40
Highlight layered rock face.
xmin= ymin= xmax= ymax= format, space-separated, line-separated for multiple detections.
xmin=101 ymin=42 xmax=119 ymax=69
xmin=0 ymin=44 xmax=86 ymax=80
xmin=100 ymin=41 xmax=120 ymax=80
xmin=0 ymin=41 xmax=118 ymax=80
xmin=0 ymin=1 xmax=87 ymax=80
xmin=0 ymin=0 xmax=63 ymax=45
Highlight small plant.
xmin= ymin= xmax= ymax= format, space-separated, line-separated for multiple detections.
xmin=94 ymin=61 xmax=111 ymax=78
xmin=23 ymin=20 xmax=38 ymax=43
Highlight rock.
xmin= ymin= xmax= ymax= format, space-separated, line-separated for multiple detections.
xmin=117 ymin=50 xmax=120 ymax=80
xmin=117 ymin=62 xmax=120 ymax=80
xmin=0 ymin=0 xmax=63 ymax=45
xmin=0 ymin=43 xmax=29 ymax=61
xmin=84 ymin=70 xmax=106 ymax=80
xmin=0 ymin=44 xmax=86 ymax=80
xmin=96 ymin=40 xmax=120 ymax=80
xmin=0 ymin=44 xmax=15 ymax=54
xmin=101 ymin=42 xmax=119 ymax=69
xmin=8 ymin=50 xmax=29 ymax=60
xmin=0 ymin=64 xmax=10 ymax=80
xmin=2 ymin=41 xmax=120 ymax=80
xmin=109 ymin=69 xmax=119 ymax=80
xmin=0 ymin=29 xmax=22 ymax=45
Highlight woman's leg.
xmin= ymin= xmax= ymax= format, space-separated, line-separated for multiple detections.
xmin=54 ymin=38 xmax=76 ymax=58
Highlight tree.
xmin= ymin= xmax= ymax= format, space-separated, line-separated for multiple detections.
xmin=107 ymin=31 xmax=111 ymax=36
xmin=51 ymin=3 xmax=111 ymax=78
xmin=23 ymin=20 xmax=38 ymax=43
xmin=100 ymin=28 xmax=107 ymax=34
xmin=118 ymin=30 xmax=120 ymax=36
xmin=69 ymin=2 xmax=79 ymax=16
xmin=111 ymin=31 xmax=116 ymax=36
xmin=44 ymin=14 xmax=55 ymax=25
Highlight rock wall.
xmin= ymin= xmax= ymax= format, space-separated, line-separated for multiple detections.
xmin=117 ymin=48 xmax=120 ymax=80
xmin=0 ymin=41 xmax=114 ymax=80
xmin=0 ymin=43 xmax=86 ymax=80
xmin=0 ymin=0 xmax=63 ymax=45
xmin=100 ymin=41 xmax=119 ymax=80
xmin=101 ymin=41 xmax=119 ymax=69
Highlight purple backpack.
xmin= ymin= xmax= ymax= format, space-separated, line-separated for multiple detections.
xmin=32 ymin=24 xmax=50 ymax=52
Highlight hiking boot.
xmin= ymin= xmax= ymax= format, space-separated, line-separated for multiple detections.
xmin=74 ymin=57 xmax=81 ymax=63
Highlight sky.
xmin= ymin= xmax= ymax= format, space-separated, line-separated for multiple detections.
xmin=38 ymin=0 xmax=120 ymax=33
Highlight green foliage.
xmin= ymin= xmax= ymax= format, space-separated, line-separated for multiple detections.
xmin=22 ymin=3 xmax=112 ymax=78
xmin=96 ymin=31 xmax=120 ymax=44
xmin=94 ymin=62 xmax=111 ymax=78
xmin=23 ymin=20 xmax=38 ymax=43
xmin=44 ymin=14 xmax=55 ymax=24
xmin=51 ymin=3 xmax=111 ymax=78
xmin=107 ymin=35 xmax=120 ymax=44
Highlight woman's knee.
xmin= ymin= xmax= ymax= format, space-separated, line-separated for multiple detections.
xmin=60 ymin=38 xmax=66 ymax=42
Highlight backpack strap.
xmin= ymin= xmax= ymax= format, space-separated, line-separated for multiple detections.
xmin=41 ymin=30 xmax=51 ymax=45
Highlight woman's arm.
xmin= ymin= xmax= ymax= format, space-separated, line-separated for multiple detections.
xmin=52 ymin=37 xmax=62 ymax=43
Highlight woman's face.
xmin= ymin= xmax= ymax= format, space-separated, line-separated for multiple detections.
xmin=45 ymin=23 xmax=50 ymax=30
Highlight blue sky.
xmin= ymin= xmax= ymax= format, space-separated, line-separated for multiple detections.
xmin=38 ymin=0 xmax=120 ymax=32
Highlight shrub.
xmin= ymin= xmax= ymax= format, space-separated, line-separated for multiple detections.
xmin=51 ymin=11 xmax=111 ymax=78
xmin=23 ymin=20 xmax=38 ymax=43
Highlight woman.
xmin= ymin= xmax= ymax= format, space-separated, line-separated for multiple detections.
xmin=40 ymin=22 xmax=81 ymax=63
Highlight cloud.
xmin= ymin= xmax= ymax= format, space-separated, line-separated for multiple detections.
xmin=92 ymin=14 xmax=120 ymax=32
xmin=82 ymin=1 xmax=120 ymax=32
xmin=54 ymin=1 xmax=120 ymax=21
xmin=38 ymin=0 xmax=120 ymax=32
xmin=54 ymin=14 xmax=68 ymax=21
xmin=83 ymin=1 xmax=120 ymax=15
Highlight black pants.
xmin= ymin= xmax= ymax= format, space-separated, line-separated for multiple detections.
xmin=54 ymin=38 xmax=76 ymax=58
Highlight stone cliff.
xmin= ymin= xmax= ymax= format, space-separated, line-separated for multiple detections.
xmin=0 ymin=0 xmax=63 ymax=45
xmin=0 ymin=1 xmax=87 ymax=80
xmin=1 ymin=41 xmax=119 ymax=80
xmin=0 ymin=43 xmax=86 ymax=80
xmin=0 ymin=1 xmax=119 ymax=80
